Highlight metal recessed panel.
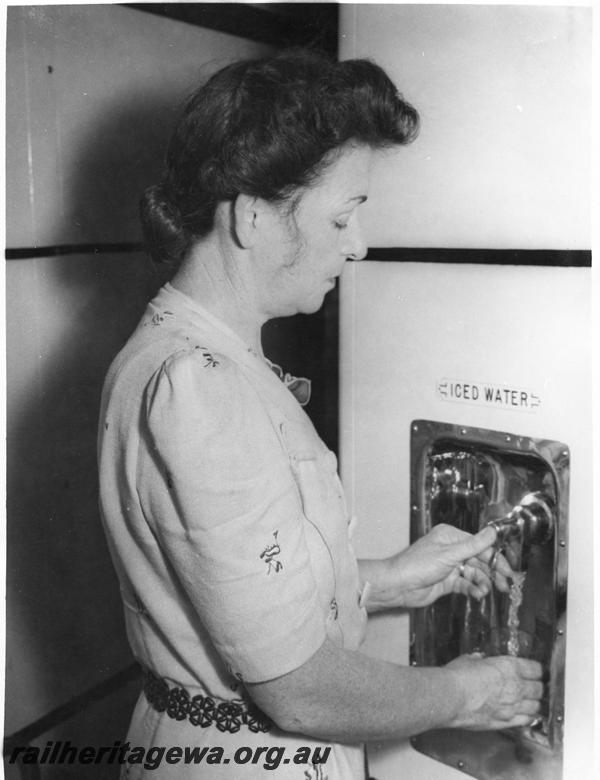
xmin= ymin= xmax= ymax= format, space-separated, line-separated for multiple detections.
xmin=409 ymin=419 xmax=568 ymax=780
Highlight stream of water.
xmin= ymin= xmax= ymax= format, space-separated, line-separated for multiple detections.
xmin=506 ymin=571 xmax=527 ymax=655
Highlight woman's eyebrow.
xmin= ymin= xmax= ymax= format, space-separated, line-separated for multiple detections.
xmin=342 ymin=195 xmax=368 ymax=206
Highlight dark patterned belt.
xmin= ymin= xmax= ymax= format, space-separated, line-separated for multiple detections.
xmin=142 ymin=669 xmax=271 ymax=734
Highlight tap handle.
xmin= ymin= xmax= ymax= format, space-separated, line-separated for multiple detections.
xmin=487 ymin=492 xmax=554 ymax=547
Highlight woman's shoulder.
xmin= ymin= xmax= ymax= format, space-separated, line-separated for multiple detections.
xmin=108 ymin=321 xmax=235 ymax=392
xmin=150 ymin=340 xmax=244 ymax=395
xmin=144 ymin=342 xmax=270 ymax=436
xmin=103 ymin=327 xmax=250 ymax=427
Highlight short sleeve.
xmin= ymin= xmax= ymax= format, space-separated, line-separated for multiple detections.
xmin=141 ymin=347 xmax=327 ymax=683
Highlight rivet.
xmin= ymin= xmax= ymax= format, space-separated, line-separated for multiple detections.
xmin=505 ymin=435 xmax=511 ymax=442
xmin=557 ymin=629 xmax=564 ymax=636
xmin=413 ymin=424 xmax=419 ymax=432
xmin=461 ymin=428 xmax=468 ymax=435
xmin=411 ymin=660 xmax=418 ymax=666
xmin=457 ymin=760 xmax=465 ymax=769
xmin=561 ymin=451 xmax=568 ymax=458
xmin=556 ymin=715 xmax=563 ymax=723
xmin=560 ymin=540 xmax=566 ymax=547
xmin=412 ymin=505 xmax=419 ymax=512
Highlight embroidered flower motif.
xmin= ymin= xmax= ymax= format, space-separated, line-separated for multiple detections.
xmin=167 ymin=687 xmax=190 ymax=721
xmin=260 ymin=530 xmax=283 ymax=574
xmin=214 ymin=701 xmax=243 ymax=733
xmin=304 ymin=764 xmax=329 ymax=780
xmin=330 ymin=598 xmax=339 ymax=620
xmin=194 ymin=346 xmax=220 ymax=368
xmin=148 ymin=310 xmax=174 ymax=327
xmin=189 ymin=695 xmax=215 ymax=728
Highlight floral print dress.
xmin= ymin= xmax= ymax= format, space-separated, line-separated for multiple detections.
xmin=98 ymin=284 xmax=368 ymax=778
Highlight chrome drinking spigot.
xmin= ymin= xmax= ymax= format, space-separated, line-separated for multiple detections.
xmin=487 ymin=492 xmax=555 ymax=571
xmin=488 ymin=508 xmax=524 ymax=546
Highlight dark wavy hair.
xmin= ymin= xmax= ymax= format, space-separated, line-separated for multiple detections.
xmin=140 ymin=48 xmax=419 ymax=270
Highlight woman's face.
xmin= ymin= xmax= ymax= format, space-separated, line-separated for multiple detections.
xmin=265 ymin=144 xmax=372 ymax=317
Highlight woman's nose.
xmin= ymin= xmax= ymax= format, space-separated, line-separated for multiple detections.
xmin=343 ymin=218 xmax=368 ymax=262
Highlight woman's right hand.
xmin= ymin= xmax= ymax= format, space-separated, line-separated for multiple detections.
xmin=446 ymin=653 xmax=544 ymax=730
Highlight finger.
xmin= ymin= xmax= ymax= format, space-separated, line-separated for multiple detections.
xmin=468 ymin=583 xmax=489 ymax=599
xmin=454 ymin=561 xmax=492 ymax=598
xmin=516 ymin=699 xmax=542 ymax=717
xmin=455 ymin=576 xmax=489 ymax=600
xmin=517 ymin=659 xmax=543 ymax=680
xmin=522 ymin=681 xmax=544 ymax=700
xmin=498 ymin=712 xmax=542 ymax=730
xmin=465 ymin=556 xmax=491 ymax=577
xmin=477 ymin=545 xmax=514 ymax=580
xmin=495 ymin=699 xmax=540 ymax=722
xmin=475 ymin=548 xmax=512 ymax=593
xmin=451 ymin=525 xmax=497 ymax=560
xmin=492 ymin=569 xmax=511 ymax=593
xmin=495 ymin=656 xmax=543 ymax=679
xmin=489 ymin=550 xmax=513 ymax=580
xmin=468 ymin=562 xmax=492 ymax=590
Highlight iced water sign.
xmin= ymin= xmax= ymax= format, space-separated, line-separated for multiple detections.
xmin=437 ymin=378 xmax=541 ymax=412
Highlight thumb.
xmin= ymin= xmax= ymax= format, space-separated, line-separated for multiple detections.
xmin=450 ymin=525 xmax=497 ymax=561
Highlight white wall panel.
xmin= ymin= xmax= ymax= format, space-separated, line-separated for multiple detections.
xmin=340 ymin=5 xmax=591 ymax=250
xmin=6 ymin=5 xmax=271 ymax=248
xmin=339 ymin=261 xmax=593 ymax=780
xmin=5 ymin=4 xmax=274 ymax=743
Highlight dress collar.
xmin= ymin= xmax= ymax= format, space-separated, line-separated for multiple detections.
xmin=160 ymin=282 xmax=261 ymax=359
xmin=151 ymin=284 xmax=311 ymax=406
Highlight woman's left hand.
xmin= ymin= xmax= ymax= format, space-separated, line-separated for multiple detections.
xmin=359 ymin=524 xmax=513 ymax=612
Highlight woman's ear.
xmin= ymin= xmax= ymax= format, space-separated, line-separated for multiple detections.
xmin=232 ymin=193 xmax=262 ymax=248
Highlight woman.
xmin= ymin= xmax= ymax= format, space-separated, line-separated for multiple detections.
xmin=98 ymin=50 xmax=543 ymax=779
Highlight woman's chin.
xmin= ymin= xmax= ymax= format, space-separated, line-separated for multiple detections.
xmin=300 ymin=290 xmax=331 ymax=315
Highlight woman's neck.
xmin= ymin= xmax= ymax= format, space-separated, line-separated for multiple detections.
xmin=169 ymin=240 xmax=266 ymax=358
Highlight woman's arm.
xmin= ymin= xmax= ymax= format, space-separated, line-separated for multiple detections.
xmin=248 ymin=638 xmax=543 ymax=743
xmin=357 ymin=523 xmax=513 ymax=611
xmin=144 ymin=352 xmax=537 ymax=741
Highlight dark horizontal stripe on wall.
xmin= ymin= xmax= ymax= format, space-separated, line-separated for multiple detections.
xmin=123 ymin=3 xmax=339 ymax=54
xmin=5 ymin=243 xmax=144 ymax=260
xmin=3 ymin=663 xmax=141 ymax=751
xmin=7 ymin=245 xmax=592 ymax=267
xmin=364 ymin=248 xmax=591 ymax=267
